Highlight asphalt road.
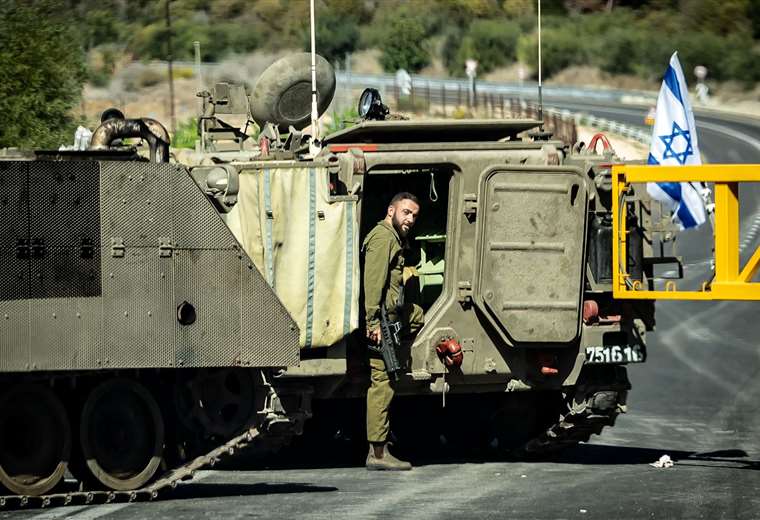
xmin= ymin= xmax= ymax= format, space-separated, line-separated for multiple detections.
xmin=3 ymin=104 xmax=760 ymax=520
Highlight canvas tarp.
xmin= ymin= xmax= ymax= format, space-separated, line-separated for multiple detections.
xmin=223 ymin=165 xmax=360 ymax=348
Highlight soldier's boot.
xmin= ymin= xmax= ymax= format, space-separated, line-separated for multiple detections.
xmin=366 ymin=443 xmax=412 ymax=471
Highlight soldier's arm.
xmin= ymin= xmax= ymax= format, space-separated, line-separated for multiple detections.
xmin=363 ymin=231 xmax=392 ymax=330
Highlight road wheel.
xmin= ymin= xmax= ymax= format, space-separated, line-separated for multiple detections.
xmin=80 ymin=378 xmax=164 ymax=491
xmin=175 ymin=368 xmax=255 ymax=438
xmin=0 ymin=384 xmax=71 ymax=495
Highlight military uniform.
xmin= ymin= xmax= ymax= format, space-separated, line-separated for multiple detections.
xmin=362 ymin=220 xmax=424 ymax=444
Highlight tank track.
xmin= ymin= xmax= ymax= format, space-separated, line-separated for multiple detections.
xmin=519 ymin=365 xmax=631 ymax=455
xmin=0 ymin=424 xmax=269 ymax=510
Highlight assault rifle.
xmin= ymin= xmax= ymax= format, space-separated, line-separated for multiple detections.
xmin=369 ymin=304 xmax=403 ymax=380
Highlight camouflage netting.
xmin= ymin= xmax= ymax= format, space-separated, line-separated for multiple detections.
xmin=225 ymin=165 xmax=360 ymax=348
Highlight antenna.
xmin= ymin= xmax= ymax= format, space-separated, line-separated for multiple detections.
xmin=308 ymin=0 xmax=321 ymax=155
xmin=165 ymin=0 xmax=176 ymax=135
xmin=537 ymin=0 xmax=543 ymax=129
xmin=194 ymin=40 xmax=204 ymax=152
xmin=194 ymin=41 xmax=202 ymax=95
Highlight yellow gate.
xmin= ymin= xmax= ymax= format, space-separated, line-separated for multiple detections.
xmin=613 ymin=164 xmax=760 ymax=301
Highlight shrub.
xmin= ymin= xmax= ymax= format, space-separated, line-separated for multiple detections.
xmin=172 ymin=118 xmax=198 ymax=149
xmin=467 ymin=19 xmax=521 ymax=71
xmin=447 ymin=18 xmax=521 ymax=75
xmin=378 ymin=16 xmax=430 ymax=72
xmin=129 ymin=18 xmax=262 ymax=62
xmin=172 ymin=67 xmax=196 ymax=80
xmin=724 ymin=44 xmax=760 ymax=86
xmin=595 ymin=27 xmax=650 ymax=76
xmin=303 ymin=11 xmax=360 ymax=66
xmin=442 ymin=28 xmax=465 ymax=76
xmin=517 ymin=25 xmax=590 ymax=79
xmin=123 ymin=69 xmax=165 ymax=92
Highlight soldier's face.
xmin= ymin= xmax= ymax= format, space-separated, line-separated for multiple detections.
xmin=390 ymin=199 xmax=420 ymax=237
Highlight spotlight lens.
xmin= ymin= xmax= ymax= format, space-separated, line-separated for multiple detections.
xmin=358 ymin=89 xmax=375 ymax=118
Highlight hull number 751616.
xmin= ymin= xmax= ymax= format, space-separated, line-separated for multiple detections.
xmin=585 ymin=344 xmax=646 ymax=364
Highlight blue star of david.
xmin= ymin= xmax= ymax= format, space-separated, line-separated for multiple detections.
xmin=659 ymin=122 xmax=693 ymax=165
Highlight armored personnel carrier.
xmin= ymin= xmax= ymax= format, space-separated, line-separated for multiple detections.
xmin=0 ymin=53 xmax=658 ymax=508
xmin=185 ymin=55 xmax=656 ymax=457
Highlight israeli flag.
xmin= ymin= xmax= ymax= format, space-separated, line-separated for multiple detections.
xmin=647 ymin=52 xmax=707 ymax=230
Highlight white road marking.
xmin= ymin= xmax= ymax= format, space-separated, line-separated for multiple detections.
xmin=697 ymin=120 xmax=760 ymax=154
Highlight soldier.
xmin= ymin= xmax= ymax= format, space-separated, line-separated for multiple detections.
xmin=362 ymin=192 xmax=424 ymax=471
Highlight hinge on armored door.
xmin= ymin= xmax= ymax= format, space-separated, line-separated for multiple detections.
xmin=463 ymin=194 xmax=478 ymax=222
xmin=111 ymin=237 xmax=125 ymax=258
xmin=159 ymin=238 xmax=174 ymax=258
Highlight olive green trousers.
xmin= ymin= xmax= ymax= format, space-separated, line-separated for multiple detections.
xmin=366 ymin=303 xmax=423 ymax=443
xmin=367 ymin=357 xmax=394 ymax=443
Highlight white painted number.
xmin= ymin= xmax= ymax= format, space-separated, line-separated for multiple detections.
xmin=585 ymin=344 xmax=643 ymax=364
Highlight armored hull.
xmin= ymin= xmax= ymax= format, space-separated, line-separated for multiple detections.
xmin=192 ymin=117 xmax=651 ymax=460
xmin=0 ymin=155 xmax=307 ymax=505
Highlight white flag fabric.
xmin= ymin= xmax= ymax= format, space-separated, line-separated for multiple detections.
xmin=647 ymin=52 xmax=707 ymax=230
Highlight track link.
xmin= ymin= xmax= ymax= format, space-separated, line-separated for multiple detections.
xmin=520 ymin=365 xmax=631 ymax=455
xmin=0 ymin=424 xmax=268 ymax=510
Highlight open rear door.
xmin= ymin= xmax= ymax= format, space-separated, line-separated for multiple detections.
xmin=473 ymin=166 xmax=588 ymax=345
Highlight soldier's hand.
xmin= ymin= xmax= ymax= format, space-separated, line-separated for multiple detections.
xmin=367 ymin=327 xmax=381 ymax=345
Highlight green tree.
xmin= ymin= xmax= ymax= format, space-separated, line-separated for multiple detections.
xmin=0 ymin=0 xmax=87 ymax=149
xmin=502 ymin=0 xmax=535 ymax=16
xmin=516 ymin=24 xmax=590 ymax=78
xmin=378 ymin=15 xmax=430 ymax=72
xmin=449 ymin=19 xmax=521 ymax=75
xmin=680 ymin=0 xmax=750 ymax=36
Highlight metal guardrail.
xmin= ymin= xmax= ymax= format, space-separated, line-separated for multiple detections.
xmin=335 ymin=72 xmax=659 ymax=105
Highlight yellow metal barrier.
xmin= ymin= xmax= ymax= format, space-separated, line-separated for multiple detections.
xmin=612 ymin=164 xmax=760 ymax=301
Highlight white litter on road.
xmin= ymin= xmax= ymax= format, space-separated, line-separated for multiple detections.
xmin=650 ymin=454 xmax=675 ymax=468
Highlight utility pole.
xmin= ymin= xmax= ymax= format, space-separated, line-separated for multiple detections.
xmin=165 ymin=0 xmax=176 ymax=135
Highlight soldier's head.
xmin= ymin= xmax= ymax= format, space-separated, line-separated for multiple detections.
xmin=386 ymin=192 xmax=420 ymax=237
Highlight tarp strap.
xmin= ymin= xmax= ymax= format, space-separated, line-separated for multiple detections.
xmin=305 ymin=167 xmax=317 ymax=348
xmin=343 ymin=201 xmax=354 ymax=336
xmin=263 ymin=168 xmax=275 ymax=288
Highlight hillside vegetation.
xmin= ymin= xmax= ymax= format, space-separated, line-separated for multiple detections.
xmin=3 ymin=0 xmax=759 ymax=148
xmin=72 ymin=0 xmax=760 ymax=85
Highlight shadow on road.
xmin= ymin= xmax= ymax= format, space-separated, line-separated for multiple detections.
xmin=227 ymin=440 xmax=760 ymax=472
xmin=165 ymin=482 xmax=338 ymax=501
xmin=551 ymin=443 xmax=760 ymax=470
